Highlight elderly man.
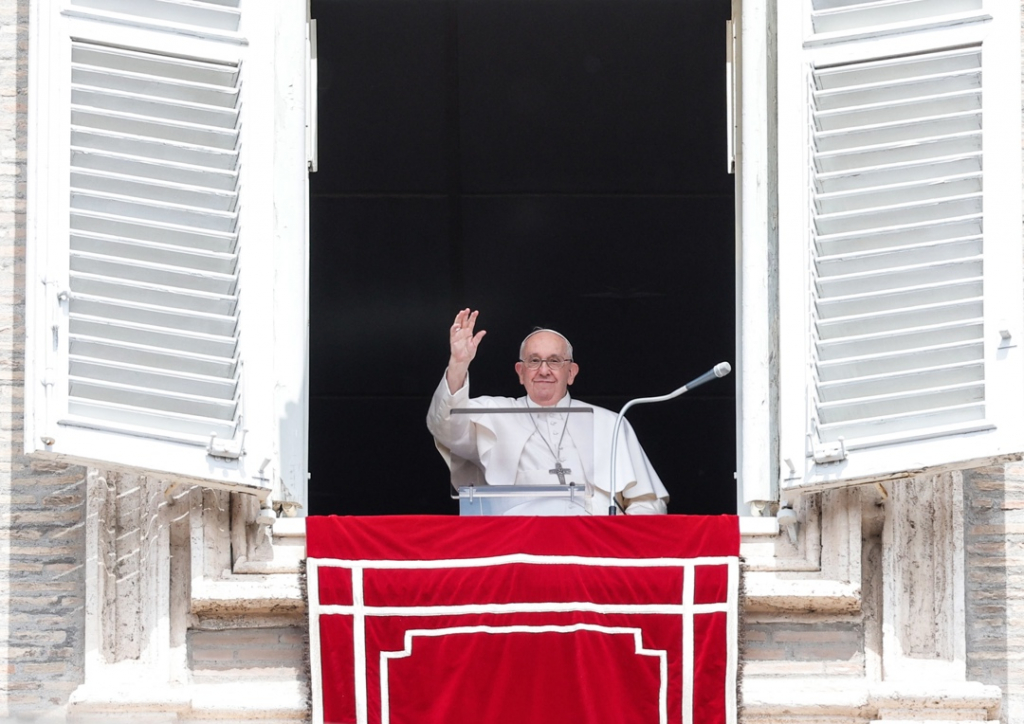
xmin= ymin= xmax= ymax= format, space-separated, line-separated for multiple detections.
xmin=427 ymin=309 xmax=668 ymax=515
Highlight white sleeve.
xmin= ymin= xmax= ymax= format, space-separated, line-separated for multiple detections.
xmin=426 ymin=373 xmax=474 ymax=457
xmin=624 ymin=498 xmax=668 ymax=515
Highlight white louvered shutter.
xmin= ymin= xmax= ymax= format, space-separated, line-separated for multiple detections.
xmin=26 ymin=0 xmax=310 ymax=504
xmin=777 ymin=0 xmax=1023 ymax=492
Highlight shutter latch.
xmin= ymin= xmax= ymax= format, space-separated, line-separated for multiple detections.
xmin=812 ymin=437 xmax=847 ymax=464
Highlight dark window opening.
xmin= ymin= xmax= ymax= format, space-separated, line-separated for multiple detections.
xmin=309 ymin=0 xmax=736 ymax=516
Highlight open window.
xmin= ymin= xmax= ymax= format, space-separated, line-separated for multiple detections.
xmin=25 ymin=0 xmax=310 ymax=507
xmin=776 ymin=0 xmax=1023 ymax=493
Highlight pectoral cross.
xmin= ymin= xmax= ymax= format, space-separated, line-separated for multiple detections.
xmin=549 ymin=462 xmax=572 ymax=485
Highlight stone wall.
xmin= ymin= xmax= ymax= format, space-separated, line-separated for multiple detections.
xmin=964 ymin=464 xmax=1024 ymax=724
xmin=0 ymin=0 xmax=88 ymax=717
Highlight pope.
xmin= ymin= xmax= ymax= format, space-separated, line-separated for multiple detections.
xmin=427 ymin=309 xmax=669 ymax=515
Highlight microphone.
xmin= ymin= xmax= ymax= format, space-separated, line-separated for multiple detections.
xmin=608 ymin=362 xmax=732 ymax=515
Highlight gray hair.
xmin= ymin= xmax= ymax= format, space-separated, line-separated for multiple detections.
xmin=519 ymin=328 xmax=574 ymax=360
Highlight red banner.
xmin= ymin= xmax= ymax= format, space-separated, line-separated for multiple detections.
xmin=307 ymin=515 xmax=739 ymax=724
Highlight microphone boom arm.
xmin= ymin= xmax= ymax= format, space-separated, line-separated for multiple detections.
xmin=608 ymin=362 xmax=731 ymax=515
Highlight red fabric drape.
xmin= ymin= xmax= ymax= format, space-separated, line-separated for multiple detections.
xmin=307 ymin=515 xmax=739 ymax=724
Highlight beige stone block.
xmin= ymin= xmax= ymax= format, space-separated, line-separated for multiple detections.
xmin=9 ymin=510 xmax=83 ymax=525
xmin=276 ymin=629 xmax=308 ymax=646
xmin=41 ymin=493 xmax=84 ymax=507
xmin=772 ymin=629 xmax=858 ymax=643
xmin=237 ymin=648 xmax=304 ymax=663
xmin=25 ymin=459 xmax=76 ymax=474
xmin=742 ymin=647 xmax=788 ymax=661
xmin=192 ymin=648 xmax=237 ymax=663
xmin=9 ymin=544 xmax=80 ymax=558
xmin=19 ymin=662 xmax=67 ymax=676
xmin=9 ymin=629 xmax=68 ymax=644
xmin=8 ymin=580 xmax=78 ymax=593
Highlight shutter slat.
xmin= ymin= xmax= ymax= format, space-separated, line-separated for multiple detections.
xmin=815 ymin=132 xmax=981 ymax=173
xmin=811 ymin=0 xmax=982 ymax=35
xmin=72 ymin=44 xmax=240 ymax=86
xmin=70 ymin=336 xmax=237 ymax=379
xmin=70 ymin=251 xmax=237 ymax=293
xmin=814 ymin=46 xmax=980 ymax=88
xmin=69 ymin=377 xmax=237 ymax=419
xmin=70 ymin=0 xmax=241 ymax=32
xmin=815 ymin=175 xmax=981 ymax=215
xmin=818 ymin=360 xmax=982 ymax=402
xmin=816 ymin=257 xmax=981 ymax=297
xmin=818 ymin=380 xmax=984 ymax=423
xmin=70 ymin=190 xmax=238 ymax=232
xmin=70 ymin=109 xmax=238 ymax=149
xmin=816 ymin=154 xmax=981 ymax=192
xmin=69 ymin=357 xmax=237 ymax=399
xmin=816 ymin=215 xmax=982 ymax=254
xmin=66 ymin=400 xmax=238 ymax=440
xmin=817 ymin=298 xmax=982 ymax=340
xmin=72 ymin=67 xmax=238 ymax=108
xmin=70 ymin=274 xmax=238 ymax=316
xmin=71 ymin=233 xmax=238 ymax=274
xmin=72 ymin=129 xmax=238 ymax=171
xmin=817 ymin=341 xmax=983 ymax=381
xmin=814 ymin=71 xmax=979 ymax=111
xmin=816 ymin=320 xmax=983 ymax=361
xmin=72 ymin=86 xmax=239 ymax=128
xmin=817 ymin=403 xmax=987 ymax=444
xmin=814 ymin=88 xmax=980 ymax=127
xmin=814 ymin=112 xmax=981 ymax=153
xmin=70 ymin=316 xmax=237 ymax=361
xmin=816 ymin=237 xmax=981 ymax=275
xmin=817 ymin=278 xmax=981 ymax=318
xmin=814 ymin=195 xmax=982 ymax=236
xmin=71 ymin=212 xmax=237 ymax=254
xmin=70 ymin=295 xmax=238 ymax=337
xmin=72 ymin=170 xmax=237 ymax=211
xmin=71 ymin=149 xmax=238 ymax=190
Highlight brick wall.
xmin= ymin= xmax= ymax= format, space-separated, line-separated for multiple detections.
xmin=0 ymin=0 xmax=88 ymax=717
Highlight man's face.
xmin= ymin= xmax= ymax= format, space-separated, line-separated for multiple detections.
xmin=515 ymin=331 xmax=579 ymax=406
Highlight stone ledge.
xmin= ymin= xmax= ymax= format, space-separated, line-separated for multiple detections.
xmin=67 ymin=680 xmax=308 ymax=722
xmin=191 ymin=574 xmax=304 ymax=617
xmin=742 ymin=677 xmax=1001 ymax=722
xmin=743 ymin=573 xmax=861 ymax=613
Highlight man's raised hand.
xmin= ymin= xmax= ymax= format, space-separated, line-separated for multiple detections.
xmin=446 ymin=309 xmax=486 ymax=392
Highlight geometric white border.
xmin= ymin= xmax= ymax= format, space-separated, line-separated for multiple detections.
xmin=308 ymin=553 xmax=739 ymax=724
xmin=379 ymin=625 xmax=668 ymax=724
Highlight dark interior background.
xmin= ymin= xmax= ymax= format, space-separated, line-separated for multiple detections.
xmin=308 ymin=0 xmax=736 ymax=516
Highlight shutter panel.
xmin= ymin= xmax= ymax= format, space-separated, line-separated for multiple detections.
xmin=26 ymin=0 xmax=309 ymax=501
xmin=68 ymin=41 xmax=243 ymax=442
xmin=778 ymin=1 xmax=1022 ymax=492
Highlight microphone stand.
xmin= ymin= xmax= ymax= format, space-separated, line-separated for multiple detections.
xmin=608 ymin=362 xmax=732 ymax=515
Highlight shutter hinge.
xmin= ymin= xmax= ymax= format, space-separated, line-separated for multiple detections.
xmin=207 ymin=427 xmax=247 ymax=460
xmin=812 ymin=437 xmax=847 ymax=464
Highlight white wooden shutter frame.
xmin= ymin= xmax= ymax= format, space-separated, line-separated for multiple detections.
xmin=26 ymin=0 xmax=309 ymax=503
xmin=777 ymin=0 xmax=1023 ymax=493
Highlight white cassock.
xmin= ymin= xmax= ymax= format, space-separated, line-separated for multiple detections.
xmin=427 ymin=375 xmax=669 ymax=515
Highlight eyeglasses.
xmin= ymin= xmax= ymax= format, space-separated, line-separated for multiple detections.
xmin=520 ymin=356 xmax=572 ymax=370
